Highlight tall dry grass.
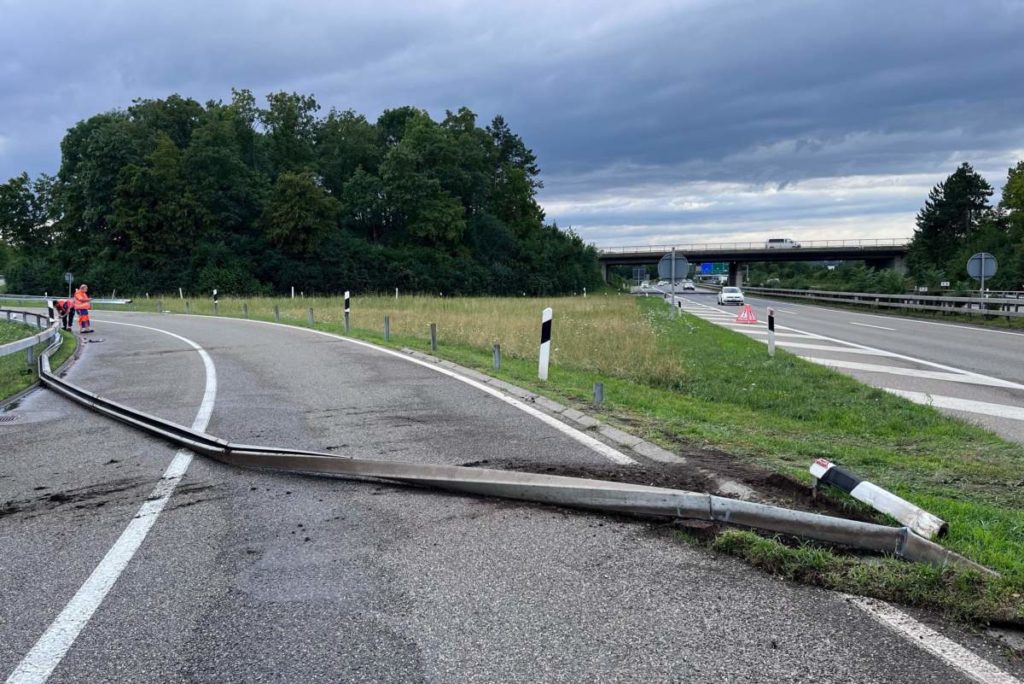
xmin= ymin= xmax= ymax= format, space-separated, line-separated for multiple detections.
xmin=117 ymin=293 xmax=683 ymax=383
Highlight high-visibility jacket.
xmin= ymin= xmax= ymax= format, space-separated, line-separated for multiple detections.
xmin=73 ymin=289 xmax=92 ymax=310
xmin=56 ymin=299 xmax=72 ymax=313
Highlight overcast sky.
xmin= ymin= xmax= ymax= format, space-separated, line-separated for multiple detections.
xmin=2 ymin=0 xmax=1023 ymax=246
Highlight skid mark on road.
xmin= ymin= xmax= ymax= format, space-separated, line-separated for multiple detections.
xmin=6 ymin=322 xmax=217 ymax=684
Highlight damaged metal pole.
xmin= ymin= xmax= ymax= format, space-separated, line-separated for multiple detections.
xmin=810 ymin=458 xmax=948 ymax=540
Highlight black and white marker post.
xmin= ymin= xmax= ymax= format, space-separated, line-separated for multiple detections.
xmin=344 ymin=290 xmax=351 ymax=333
xmin=212 ymin=288 xmax=219 ymax=315
xmin=767 ymin=307 xmax=775 ymax=357
xmin=809 ymin=458 xmax=948 ymax=539
xmin=538 ymin=307 xmax=553 ymax=380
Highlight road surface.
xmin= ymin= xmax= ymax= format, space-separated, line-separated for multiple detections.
xmin=2 ymin=311 xmax=1020 ymax=682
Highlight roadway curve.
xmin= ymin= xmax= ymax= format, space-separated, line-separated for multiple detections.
xmin=2 ymin=312 xmax=1019 ymax=682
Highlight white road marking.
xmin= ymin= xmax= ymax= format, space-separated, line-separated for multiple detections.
xmin=6 ymin=322 xmax=217 ymax=684
xmin=171 ymin=315 xmax=638 ymax=466
xmin=884 ymin=390 xmax=1024 ymax=422
xmin=849 ymin=595 xmax=1021 ymax=684
xmin=850 ymin=321 xmax=896 ymax=331
xmin=775 ymin=341 xmax=896 ymax=356
xmin=730 ymin=329 xmax=812 ymax=339
xmin=806 ymin=358 xmax=1024 ymax=389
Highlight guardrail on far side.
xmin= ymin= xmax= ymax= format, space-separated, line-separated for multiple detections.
xmin=741 ymin=287 xmax=1024 ymax=319
xmin=0 ymin=309 xmax=60 ymax=360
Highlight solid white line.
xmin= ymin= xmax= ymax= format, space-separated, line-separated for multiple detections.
xmin=850 ymin=321 xmax=895 ymax=331
xmin=884 ymin=389 xmax=1024 ymax=422
xmin=776 ymin=341 xmax=896 ymax=356
xmin=6 ymin=322 xmax=216 ymax=684
xmin=730 ymin=329 xmax=811 ymax=339
xmin=806 ymin=358 xmax=1024 ymax=389
xmin=146 ymin=314 xmax=638 ymax=466
xmin=848 ymin=595 xmax=1021 ymax=684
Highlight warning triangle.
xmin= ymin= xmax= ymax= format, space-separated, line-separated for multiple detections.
xmin=735 ymin=304 xmax=758 ymax=324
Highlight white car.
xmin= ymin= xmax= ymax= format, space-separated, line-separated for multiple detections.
xmin=682 ymin=280 xmax=696 ymax=291
xmin=718 ymin=287 xmax=745 ymax=305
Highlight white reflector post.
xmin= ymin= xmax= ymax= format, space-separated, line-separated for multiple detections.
xmin=810 ymin=458 xmax=948 ymax=539
xmin=344 ymin=291 xmax=351 ymax=314
xmin=538 ymin=307 xmax=553 ymax=381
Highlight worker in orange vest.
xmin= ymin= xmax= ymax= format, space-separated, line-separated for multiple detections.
xmin=55 ymin=298 xmax=76 ymax=330
xmin=73 ymin=284 xmax=93 ymax=334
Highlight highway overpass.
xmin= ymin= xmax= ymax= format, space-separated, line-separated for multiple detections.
xmin=598 ymin=238 xmax=910 ymax=286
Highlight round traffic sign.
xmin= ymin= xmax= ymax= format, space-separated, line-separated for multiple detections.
xmin=64 ymin=272 xmax=73 ymax=284
xmin=657 ymin=253 xmax=689 ymax=280
xmin=966 ymin=253 xmax=997 ymax=280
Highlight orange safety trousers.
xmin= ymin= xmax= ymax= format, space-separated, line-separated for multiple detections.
xmin=77 ymin=309 xmax=91 ymax=330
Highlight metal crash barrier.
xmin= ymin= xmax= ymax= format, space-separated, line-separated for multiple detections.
xmin=0 ymin=309 xmax=60 ymax=360
xmin=34 ymin=330 xmax=993 ymax=575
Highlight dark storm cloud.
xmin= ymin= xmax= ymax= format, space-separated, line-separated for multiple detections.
xmin=2 ymin=0 xmax=1022 ymax=244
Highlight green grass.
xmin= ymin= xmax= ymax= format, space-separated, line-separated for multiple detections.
xmin=0 ymin=322 xmax=77 ymax=403
xmin=15 ymin=292 xmax=1024 ymax=621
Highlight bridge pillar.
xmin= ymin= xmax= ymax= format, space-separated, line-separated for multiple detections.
xmin=600 ymin=262 xmax=609 ymax=282
xmin=728 ymin=262 xmax=744 ymax=288
xmin=865 ymin=256 xmax=907 ymax=274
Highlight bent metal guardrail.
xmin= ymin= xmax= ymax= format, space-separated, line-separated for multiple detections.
xmin=0 ymin=309 xmax=60 ymax=359
xmin=33 ymin=330 xmax=991 ymax=574
xmin=742 ymin=287 xmax=1024 ymax=318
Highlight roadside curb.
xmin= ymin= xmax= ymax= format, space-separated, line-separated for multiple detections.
xmin=399 ymin=347 xmax=758 ymax=500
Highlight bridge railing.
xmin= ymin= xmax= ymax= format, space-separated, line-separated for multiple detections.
xmin=598 ymin=238 xmax=911 ymax=254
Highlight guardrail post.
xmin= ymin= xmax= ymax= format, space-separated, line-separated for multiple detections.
xmin=243 ymin=303 xmax=249 ymax=319
xmin=307 ymin=307 xmax=315 ymax=325
xmin=593 ymin=382 xmax=604 ymax=406
xmin=430 ymin=323 xmax=437 ymax=351
xmin=274 ymin=304 xmax=280 ymax=323
xmin=156 ymin=300 xmax=162 ymax=313
xmin=492 ymin=343 xmax=501 ymax=370
xmin=185 ymin=301 xmax=191 ymax=315
xmin=384 ymin=315 xmax=391 ymax=341
xmin=214 ymin=301 xmax=219 ymax=316
xmin=26 ymin=346 xmax=35 ymax=367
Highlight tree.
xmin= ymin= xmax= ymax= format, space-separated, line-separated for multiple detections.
xmin=259 ymin=171 xmax=339 ymax=255
xmin=908 ymin=162 xmax=993 ymax=276
xmin=0 ymin=172 xmax=54 ymax=249
xmin=259 ymin=92 xmax=320 ymax=176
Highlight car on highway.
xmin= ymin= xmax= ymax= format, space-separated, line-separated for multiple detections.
xmin=717 ymin=286 xmax=745 ymax=305
xmin=765 ymin=237 xmax=801 ymax=249
xmin=682 ymin=279 xmax=696 ymax=290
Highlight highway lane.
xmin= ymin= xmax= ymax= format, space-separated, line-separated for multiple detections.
xmin=674 ymin=291 xmax=1024 ymax=445
xmin=3 ymin=311 xmax=1019 ymax=682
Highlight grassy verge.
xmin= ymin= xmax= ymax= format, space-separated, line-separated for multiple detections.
xmin=0 ymin=322 xmax=77 ymax=403
xmin=83 ymin=293 xmax=1024 ymax=621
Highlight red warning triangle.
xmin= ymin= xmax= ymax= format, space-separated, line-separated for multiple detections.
xmin=735 ymin=304 xmax=758 ymax=324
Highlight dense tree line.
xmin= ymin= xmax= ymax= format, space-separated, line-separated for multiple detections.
xmin=907 ymin=161 xmax=1024 ymax=291
xmin=0 ymin=91 xmax=602 ymax=296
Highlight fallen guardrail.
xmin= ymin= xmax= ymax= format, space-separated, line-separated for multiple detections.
xmin=0 ymin=309 xmax=60 ymax=360
xmin=742 ymin=286 xmax=1024 ymax=318
xmin=34 ymin=330 xmax=993 ymax=575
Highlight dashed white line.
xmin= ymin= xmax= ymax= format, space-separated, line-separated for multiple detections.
xmin=850 ymin=321 xmax=896 ymax=331
xmin=6 ymin=322 xmax=217 ymax=684
xmin=849 ymin=595 xmax=1021 ymax=684
xmin=884 ymin=390 xmax=1024 ymax=422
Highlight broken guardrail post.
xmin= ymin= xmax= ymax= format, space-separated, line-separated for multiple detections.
xmin=810 ymin=458 xmax=948 ymax=539
xmin=492 ymin=343 xmax=501 ymax=370
xmin=430 ymin=323 xmax=437 ymax=351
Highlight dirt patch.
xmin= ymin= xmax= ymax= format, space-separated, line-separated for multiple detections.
xmin=465 ymin=454 xmax=880 ymax=524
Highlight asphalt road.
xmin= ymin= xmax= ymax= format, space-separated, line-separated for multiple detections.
xmin=2 ymin=311 xmax=1021 ymax=682
xmin=674 ymin=290 xmax=1024 ymax=445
